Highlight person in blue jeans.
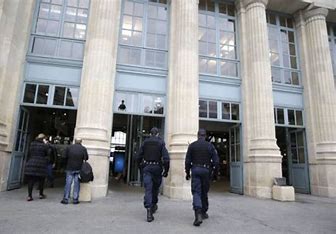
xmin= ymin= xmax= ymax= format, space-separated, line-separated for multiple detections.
xmin=61 ymin=138 xmax=88 ymax=205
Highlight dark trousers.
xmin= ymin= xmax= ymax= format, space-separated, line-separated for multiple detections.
xmin=27 ymin=175 xmax=45 ymax=197
xmin=47 ymin=164 xmax=54 ymax=186
xmin=191 ymin=167 xmax=210 ymax=212
xmin=143 ymin=165 xmax=162 ymax=208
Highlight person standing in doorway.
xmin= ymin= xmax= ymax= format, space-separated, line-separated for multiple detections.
xmin=61 ymin=138 xmax=88 ymax=205
xmin=185 ymin=129 xmax=219 ymax=226
xmin=25 ymin=133 xmax=49 ymax=201
xmin=137 ymin=127 xmax=170 ymax=222
xmin=44 ymin=137 xmax=57 ymax=188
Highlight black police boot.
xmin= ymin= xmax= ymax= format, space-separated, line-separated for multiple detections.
xmin=202 ymin=211 xmax=209 ymax=219
xmin=193 ymin=209 xmax=203 ymax=226
xmin=151 ymin=204 xmax=158 ymax=214
xmin=147 ymin=208 xmax=154 ymax=222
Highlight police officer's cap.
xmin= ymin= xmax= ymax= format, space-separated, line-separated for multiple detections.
xmin=150 ymin=127 xmax=159 ymax=135
xmin=198 ymin=129 xmax=206 ymax=137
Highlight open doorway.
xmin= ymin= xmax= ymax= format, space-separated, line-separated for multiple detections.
xmin=109 ymin=114 xmax=164 ymax=189
xmin=7 ymin=106 xmax=77 ymax=190
xmin=200 ymin=120 xmax=243 ymax=194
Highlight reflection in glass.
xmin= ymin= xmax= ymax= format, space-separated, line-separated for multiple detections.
xmin=154 ymin=97 xmax=164 ymax=114
xmin=298 ymin=148 xmax=305 ymax=163
xmin=222 ymin=102 xmax=230 ymax=119
xmin=53 ymin=86 xmax=66 ymax=105
xmin=23 ymin=84 xmax=37 ymax=103
xmin=296 ymin=110 xmax=303 ymax=126
xmin=66 ymin=87 xmax=79 ymax=107
xmin=277 ymin=108 xmax=285 ymax=124
xmin=288 ymin=109 xmax=295 ymax=125
xmin=231 ymin=103 xmax=239 ymax=120
xmin=209 ymin=101 xmax=217 ymax=119
xmin=143 ymin=95 xmax=153 ymax=113
xmin=36 ymin=85 xmax=49 ymax=104
xmin=199 ymin=100 xmax=207 ymax=118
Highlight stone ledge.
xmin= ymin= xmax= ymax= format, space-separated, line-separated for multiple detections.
xmin=272 ymin=185 xmax=295 ymax=201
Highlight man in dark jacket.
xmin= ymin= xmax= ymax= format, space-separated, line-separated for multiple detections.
xmin=136 ymin=127 xmax=169 ymax=222
xmin=185 ymin=129 xmax=219 ymax=226
xmin=61 ymin=138 xmax=88 ymax=204
xmin=25 ymin=133 xmax=49 ymax=201
xmin=44 ymin=138 xmax=57 ymax=188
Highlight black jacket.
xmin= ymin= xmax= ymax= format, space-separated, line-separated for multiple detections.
xmin=64 ymin=143 xmax=89 ymax=171
xmin=25 ymin=139 xmax=49 ymax=177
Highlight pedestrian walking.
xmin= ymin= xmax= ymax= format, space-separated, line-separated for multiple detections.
xmin=60 ymin=138 xmax=88 ymax=205
xmin=24 ymin=133 xmax=49 ymax=201
xmin=185 ymin=129 xmax=219 ymax=226
xmin=44 ymin=137 xmax=57 ymax=188
xmin=136 ymin=127 xmax=170 ymax=222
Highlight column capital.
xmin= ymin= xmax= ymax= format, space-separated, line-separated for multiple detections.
xmin=236 ymin=0 xmax=268 ymax=9
xmin=304 ymin=7 xmax=328 ymax=22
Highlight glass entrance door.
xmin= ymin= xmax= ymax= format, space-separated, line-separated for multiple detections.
xmin=229 ymin=124 xmax=243 ymax=194
xmin=7 ymin=107 xmax=30 ymax=190
xmin=288 ymin=129 xmax=310 ymax=193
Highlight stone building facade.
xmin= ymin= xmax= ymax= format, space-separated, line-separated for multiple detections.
xmin=0 ymin=0 xmax=336 ymax=200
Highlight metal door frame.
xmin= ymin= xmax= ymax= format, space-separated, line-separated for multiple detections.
xmin=229 ymin=123 xmax=243 ymax=194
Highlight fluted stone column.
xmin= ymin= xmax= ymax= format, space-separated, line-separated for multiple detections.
xmin=238 ymin=0 xmax=282 ymax=198
xmin=296 ymin=8 xmax=336 ymax=197
xmin=75 ymin=0 xmax=121 ymax=199
xmin=0 ymin=0 xmax=34 ymax=191
xmin=163 ymin=0 xmax=199 ymax=200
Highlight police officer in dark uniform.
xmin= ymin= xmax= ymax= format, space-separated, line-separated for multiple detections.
xmin=137 ymin=127 xmax=170 ymax=222
xmin=185 ymin=129 xmax=219 ymax=226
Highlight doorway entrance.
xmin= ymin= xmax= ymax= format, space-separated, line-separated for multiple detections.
xmin=276 ymin=127 xmax=310 ymax=193
xmin=7 ymin=106 xmax=77 ymax=190
xmin=110 ymin=114 xmax=164 ymax=186
xmin=200 ymin=121 xmax=243 ymax=194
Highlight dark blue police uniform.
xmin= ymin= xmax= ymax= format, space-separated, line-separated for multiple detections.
xmin=137 ymin=132 xmax=169 ymax=222
xmin=185 ymin=135 xmax=219 ymax=226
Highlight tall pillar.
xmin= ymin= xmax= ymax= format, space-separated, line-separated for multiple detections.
xmin=75 ymin=0 xmax=121 ymax=198
xmin=296 ymin=8 xmax=336 ymax=197
xmin=238 ymin=0 xmax=282 ymax=198
xmin=163 ymin=0 xmax=199 ymax=200
xmin=0 ymin=0 xmax=35 ymax=191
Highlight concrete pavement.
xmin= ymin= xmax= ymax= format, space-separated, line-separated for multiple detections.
xmin=0 ymin=180 xmax=335 ymax=234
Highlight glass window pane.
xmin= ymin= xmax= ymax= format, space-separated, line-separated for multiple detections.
xmin=72 ymin=42 xmax=84 ymax=59
xmin=199 ymin=58 xmax=207 ymax=73
xmin=236 ymin=144 xmax=240 ymax=161
xmin=66 ymin=87 xmax=79 ymax=107
xmin=271 ymin=68 xmax=281 ymax=83
xmin=199 ymin=100 xmax=207 ymax=118
xmin=79 ymin=0 xmax=89 ymax=8
xmin=298 ymin=148 xmax=305 ymax=163
xmin=292 ymin=72 xmax=299 ymax=85
xmin=288 ymin=31 xmax=295 ymax=43
xmin=157 ymin=6 xmax=167 ymax=20
xmin=157 ymin=34 xmax=166 ymax=49
xmin=52 ymin=0 xmax=63 ymax=4
xmin=67 ymin=0 xmax=77 ymax=7
xmin=59 ymin=40 xmax=72 ymax=58
xmin=155 ymin=51 xmax=166 ymax=68
xmin=207 ymin=59 xmax=217 ymax=74
xmin=230 ymin=145 xmax=236 ymax=162
xmin=277 ymin=108 xmax=285 ymax=124
xmin=129 ymin=48 xmax=141 ymax=65
xmin=132 ymin=31 xmax=142 ymax=46
xmin=65 ymin=7 xmax=76 ymax=21
xmin=209 ymin=101 xmax=217 ymax=119
xmin=270 ymin=53 xmax=280 ymax=66
xmin=36 ymin=85 xmax=49 ymax=104
xmin=289 ymin=44 xmax=296 ymax=56
xmin=288 ymin=109 xmax=295 ymax=125
xmin=50 ymin=5 xmax=62 ymax=20
xmin=32 ymin=37 xmax=45 ymax=54
xmin=36 ymin=19 xmax=48 ymax=34
xmin=145 ymin=50 xmax=155 ymax=67
xmin=290 ymin=56 xmax=297 ymax=69
xmin=291 ymin=148 xmax=298 ymax=164
xmin=39 ymin=3 xmax=50 ymax=18
xmin=284 ymin=70 xmax=291 ymax=84
xmin=118 ymin=47 xmax=129 ymax=64
xmin=218 ymin=3 xmax=226 ymax=14
xmin=44 ymin=39 xmax=57 ymax=56
xmin=153 ymin=96 xmax=164 ymax=114
xmin=280 ymin=17 xmax=286 ymax=27
xmin=148 ymin=5 xmax=157 ymax=18
xmin=220 ymin=32 xmax=235 ymax=45
xmin=222 ymin=103 xmax=230 ymax=119
xmin=208 ymin=43 xmax=216 ymax=56
xmin=199 ymin=14 xmax=206 ymax=27
xmin=124 ymin=1 xmax=133 ymax=15
xmin=221 ymin=61 xmax=237 ymax=77
xmin=134 ymin=3 xmax=143 ymax=17
xmin=133 ymin=17 xmax=143 ymax=31
xmin=269 ymin=14 xmax=276 ymax=25
xmin=207 ymin=0 xmax=215 ymax=12
xmin=23 ymin=84 xmax=37 ymax=103
xmin=207 ymin=15 xmax=215 ymax=29
xmin=296 ymin=110 xmax=303 ymax=126
xmin=231 ymin=104 xmax=239 ymax=120
xmin=199 ymin=0 xmax=206 ymax=11
xmin=143 ymin=95 xmax=153 ymax=113
xmin=297 ymin=131 xmax=304 ymax=147
xmin=220 ymin=45 xmax=236 ymax=59
xmin=227 ymin=4 xmax=235 ymax=16
xmin=146 ymin=33 xmax=156 ymax=47
xmin=63 ymin=22 xmax=75 ymax=38
xmin=46 ymin=20 xmax=59 ymax=36
xmin=53 ymin=86 xmax=66 ymax=105
xmin=287 ymin=18 xmax=294 ymax=28
xmin=75 ymin=24 xmax=86 ymax=39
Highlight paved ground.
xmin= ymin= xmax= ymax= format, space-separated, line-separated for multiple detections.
xmin=0 ymin=180 xmax=336 ymax=234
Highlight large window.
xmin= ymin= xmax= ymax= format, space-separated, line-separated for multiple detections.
xmin=199 ymin=99 xmax=240 ymax=122
xmin=274 ymin=107 xmax=304 ymax=127
xmin=117 ymin=0 xmax=168 ymax=69
xmin=198 ymin=0 xmax=238 ymax=78
xmin=267 ymin=13 xmax=300 ymax=86
xmin=328 ymin=24 xmax=336 ymax=84
xmin=30 ymin=0 xmax=90 ymax=60
xmin=22 ymin=83 xmax=79 ymax=108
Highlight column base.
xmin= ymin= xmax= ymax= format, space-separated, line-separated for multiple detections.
xmin=163 ymin=183 xmax=191 ymax=200
xmin=310 ymin=162 xmax=336 ymax=198
xmin=91 ymin=183 xmax=108 ymax=199
xmin=0 ymin=150 xmax=11 ymax=191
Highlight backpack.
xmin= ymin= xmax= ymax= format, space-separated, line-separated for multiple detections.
xmin=80 ymin=161 xmax=94 ymax=183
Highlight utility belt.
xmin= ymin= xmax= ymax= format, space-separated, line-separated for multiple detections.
xmin=143 ymin=160 xmax=161 ymax=166
xmin=192 ymin=163 xmax=210 ymax=169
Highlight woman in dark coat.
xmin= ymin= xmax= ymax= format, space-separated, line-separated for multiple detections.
xmin=24 ymin=133 xmax=49 ymax=201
